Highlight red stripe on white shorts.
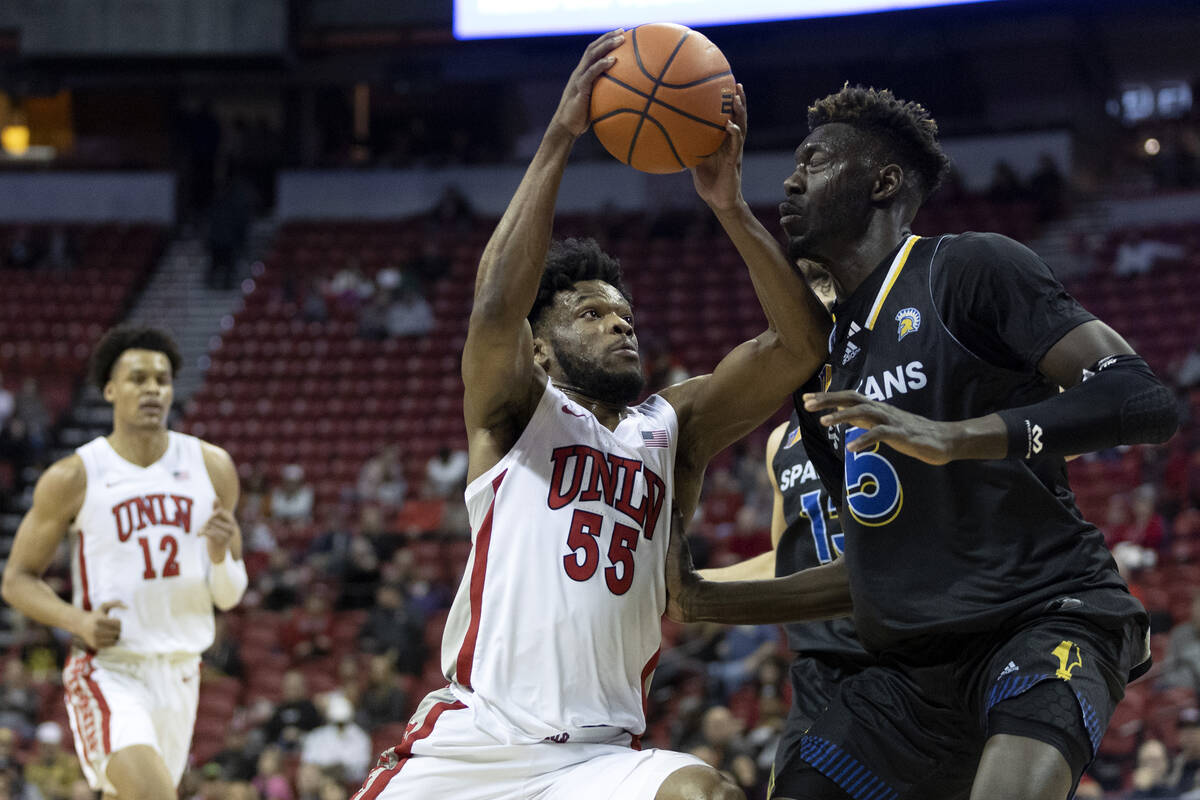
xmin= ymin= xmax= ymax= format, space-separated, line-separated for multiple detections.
xmin=64 ymin=653 xmax=112 ymax=761
xmin=353 ymin=699 xmax=467 ymax=800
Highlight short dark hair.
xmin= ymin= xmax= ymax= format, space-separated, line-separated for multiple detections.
xmin=89 ymin=325 xmax=183 ymax=391
xmin=528 ymin=238 xmax=631 ymax=331
xmin=808 ymin=84 xmax=951 ymax=203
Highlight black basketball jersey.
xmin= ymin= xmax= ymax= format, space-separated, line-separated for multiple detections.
xmin=773 ymin=412 xmax=866 ymax=661
xmin=799 ymin=232 xmax=1146 ymax=655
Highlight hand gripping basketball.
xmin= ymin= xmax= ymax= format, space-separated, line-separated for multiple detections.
xmin=552 ymin=30 xmax=626 ymax=139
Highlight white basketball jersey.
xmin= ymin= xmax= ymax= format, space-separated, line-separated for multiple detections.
xmin=442 ymin=382 xmax=677 ymax=745
xmin=71 ymin=432 xmax=220 ymax=657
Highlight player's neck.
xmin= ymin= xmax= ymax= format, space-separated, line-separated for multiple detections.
xmin=554 ymin=382 xmax=628 ymax=431
xmin=107 ymin=425 xmax=170 ymax=467
xmin=825 ymin=220 xmax=913 ymax=300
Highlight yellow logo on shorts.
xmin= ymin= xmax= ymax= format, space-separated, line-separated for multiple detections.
xmin=1052 ymin=640 xmax=1083 ymax=680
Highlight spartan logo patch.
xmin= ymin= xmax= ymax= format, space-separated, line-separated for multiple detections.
xmin=895 ymin=307 xmax=921 ymax=341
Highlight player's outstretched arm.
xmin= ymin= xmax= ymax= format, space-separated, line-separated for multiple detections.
xmin=463 ymin=30 xmax=624 ymax=471
xmin=1 ymin=456 xmax=124 ymax=650
xmin=699 ymin=422 xmax=786 ymax=582
xmin=667 ymin=507 xmax=851 ymax=624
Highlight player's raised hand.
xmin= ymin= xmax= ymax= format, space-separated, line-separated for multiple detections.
xmin=803 ymin=390 xmax=965 ymax=465
xmin=552 ymin=29 xmax=625 ymax=138
xmin=78 ymin=600 xmax=125 ymax=650
xmin=691 ymin=83 xmax=748 ymax=212
xmin=199 ymin=500 xmax=243 ymax=562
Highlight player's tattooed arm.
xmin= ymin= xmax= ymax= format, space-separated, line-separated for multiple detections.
xmin=666 ymin=507 xmax=852 ymax=625
xmin=1 ymin=455 xmax=125 ymax=650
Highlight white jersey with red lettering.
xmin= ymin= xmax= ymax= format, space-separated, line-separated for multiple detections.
xmin=70 ymin=432 xmax=219 ymax=657
xmin=441 ymin=381 xmax=676 ymax=745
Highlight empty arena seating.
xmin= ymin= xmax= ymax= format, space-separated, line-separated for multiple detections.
xmin=0 ymin=223 xmax=164 ymax=423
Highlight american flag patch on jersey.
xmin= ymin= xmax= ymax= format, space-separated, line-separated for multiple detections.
xmin=641 ymin=430 xmax=669 ymax=448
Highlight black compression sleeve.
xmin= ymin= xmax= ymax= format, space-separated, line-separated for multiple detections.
xmin=997 ymin=354 xmax=1179 ymax=459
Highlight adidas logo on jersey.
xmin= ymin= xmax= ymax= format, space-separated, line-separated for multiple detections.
xmin=841 ymin=341 xmax=861 ymax=365
xmin=998 ymin=661 xmax=1019 ymax=679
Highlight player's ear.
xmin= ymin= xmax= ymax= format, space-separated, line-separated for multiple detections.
xmin=871 ymin=163 xmax=904 ymax=204
xmin=102 ymin=380 xmax=116 ymax=404
xmin=532 ymin=335 xmax=554 ymax=372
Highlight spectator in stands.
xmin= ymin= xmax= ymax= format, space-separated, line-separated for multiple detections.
xmin=404 ymin=554 xmax=455 ymax=621
xmin=356 ymin=504 xmax=401 ymax=561
xmin=0 ymin=660 xmax=39 ymax=741
xmin=329 ymin=260 xmax=374 ymax=312
xmin=307 ymin=506 xmax=355 ymax=578
xmin=240 ymin=463 xmax=273 ymax=520
xmin=1174 ymin=343 xmax=1200 ymax=390
xmin=18 ymin=624 xmax=65 ymax=682
xmin=299 ymin=694 xmax=372 ymax=785
xmin=207 ymin=169 xmax=254 ymax=290
xmin=264 ymin=670 xmax=322 ymax=751
xmin=43 ymin=226 xmax=77 ymax=272
xmin=300 ymin=277 xmax=329 ymax=323
xmin=1172 ymin=707 xmax=1200 ymax=796
xmin=211 ymin=725 xmax=259 ymax=782
xmin=384 ymin=287 xmax=435 ymax=339
xmin=357 ymin=446 xmax=407 ymax=509
xmin=252 ymin=745 xmax=294 ymax=800
xmin=0 ymin=419 xmax=35 ymax=492
xmin=405 ymin=240 xmax=450 ymax=287
xmin=426 ymin=185 xmax=474 ymax=233
xmin=1126 ymin=484 xmax=1167 ymax=550
xmin=4 ymin=226 xmax=39 ymax=269
xmin=271 ymin=463 xmax=314 ymax=523
xmin=257 ymin=547 xmax=301 ymax=611
xmin=1028 ymin=153 xmax=1067 ymax=222
xmin=336 ymin=536 xmax=381 ymax=611
xmin=355 ymin=293 xmax=389 ymax=341
xmin=356 ymin=654 xmax=409 ymax=732
xmin=707 ymin=625 xmax=782 ymax=699
xmin=23 ymin=721 xmax=83 ymax=800
xmin=281 ymin=588 xmax=335 ymax=662
xmin=0 ymin=371 xmax=13 ymax=430
xmin=690 ymin=706 xmax=758 ymax=795
xmin=13 ymin=378 xmax=50 ymax=456
xmin=358 ymin=583 xmax=425 ymax=676
xmin=1114 ymin=232 xmax=1186 ymax=278
xmin=203 ymin=614 xmax=244 ymax=679
xmin=987 ymin=160 xmax=1027 ymax=205
xmin=1160 ymin=590 xmax=1200 ymax=692
xmin=424 ymin=446 xmax=467 ymax=499
xmin=1131 ymin=739 xmax=1175 ymax=798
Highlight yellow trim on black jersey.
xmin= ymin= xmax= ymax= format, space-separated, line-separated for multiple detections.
xmin=865 ymin=235 xmax=920 ymax=330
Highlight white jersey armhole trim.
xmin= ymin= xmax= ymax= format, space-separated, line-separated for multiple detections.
xmin=463 ymin=379 xmax=557 ymax=500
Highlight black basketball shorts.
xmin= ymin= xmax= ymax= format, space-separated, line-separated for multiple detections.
xmin=769 ymin=611 xmax=1144 ymax=800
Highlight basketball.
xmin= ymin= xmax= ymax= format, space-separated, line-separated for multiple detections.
xmin=589 ymin=23 xmax=736 ymax=174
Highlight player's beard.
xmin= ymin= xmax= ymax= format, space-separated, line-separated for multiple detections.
xmin=553 ymin=339 xmax=645 ymax=407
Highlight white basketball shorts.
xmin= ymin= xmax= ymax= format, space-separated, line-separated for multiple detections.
xmin=63 ymin=649 xmax=201 ymax=793
xmin=353 ymin=687 xmax=707 ymax=800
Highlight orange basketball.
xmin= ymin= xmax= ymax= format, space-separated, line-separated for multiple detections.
xmin=589 ymin=23 xmax=736 ymax=174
